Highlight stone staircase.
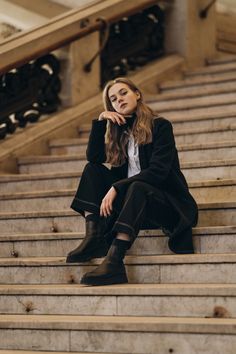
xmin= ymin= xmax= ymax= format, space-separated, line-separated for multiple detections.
xmin=0 ymin=55 xmax=236 ymax=353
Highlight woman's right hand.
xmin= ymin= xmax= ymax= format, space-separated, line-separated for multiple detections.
xmin=98 ymin=111 xmax=126 ymax=126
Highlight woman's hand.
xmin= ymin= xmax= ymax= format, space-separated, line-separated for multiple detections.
xmin=99 ymin=111 xmax=126 ymax=126
xmin=100 ymin=186 xmax=117 ymax=217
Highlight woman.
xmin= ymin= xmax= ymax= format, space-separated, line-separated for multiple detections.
xmin=66 ymin=77 xmax=198 ymax=286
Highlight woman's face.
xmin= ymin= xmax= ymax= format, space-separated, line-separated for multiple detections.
xmin=108 ymin=83 xmax=140 ymax=115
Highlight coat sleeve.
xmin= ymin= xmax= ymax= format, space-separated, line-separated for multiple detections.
xmin=86 ymin=119 xmax=107 ymax=163
xmin=112 ymin=118 xmax=176 ymax=193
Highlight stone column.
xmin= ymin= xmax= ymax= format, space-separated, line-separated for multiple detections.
xmin=59 ymin=31 xmax=100 ymax=107
xmin=165 ymin=0 xmax=217 ymax=68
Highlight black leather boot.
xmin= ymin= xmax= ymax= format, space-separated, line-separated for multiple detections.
xmin=66 ymin=217 xmax=109 ymax=263
xmin=80 ymin=239 xmax=130 ymax=286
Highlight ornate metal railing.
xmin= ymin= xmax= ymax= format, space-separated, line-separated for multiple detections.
xmin=0 ymin=0 xmax=166 ymax=139
xmin=0 ymin=54 xmax=61 ymax=139
xmin=101 ymin=5 xmax=165 ymax=85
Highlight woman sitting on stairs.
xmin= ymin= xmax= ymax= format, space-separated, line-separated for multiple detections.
xmin=66 ymin=77 xmax=198 ymax=286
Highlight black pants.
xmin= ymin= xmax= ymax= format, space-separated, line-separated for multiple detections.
xmin=71 ymin=162 xmax=179 ymax=246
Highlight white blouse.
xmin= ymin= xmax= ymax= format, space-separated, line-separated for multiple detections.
xmin=127 ymin=134 xmax=141 ymax=177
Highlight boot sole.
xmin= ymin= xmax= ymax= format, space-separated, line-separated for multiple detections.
xmin=80 ymin=273 xmax=128 ymax=286
xmin=66 ymin=252 xmax=107 ymax=263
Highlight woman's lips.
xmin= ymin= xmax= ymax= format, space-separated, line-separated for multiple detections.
xmin=120 ymin=103 xmax=127 ymax=109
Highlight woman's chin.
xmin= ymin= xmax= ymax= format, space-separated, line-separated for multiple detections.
xmin=120 ymin=108 xmax=135 ymax=116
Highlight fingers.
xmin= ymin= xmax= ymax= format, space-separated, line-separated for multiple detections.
xmin=100 ymin=111 xmax=126 ymax=126
xmin=100 ymin=188 xmax=117 ymax=217
xmin=115 ymin=113 xmax=126 ymax=125
xmin=100 ymin=198 xmax=113 ymax=217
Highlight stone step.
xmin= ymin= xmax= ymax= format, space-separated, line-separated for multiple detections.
xmin=184 ymin=61 xmax=236 ymax=77
xmin=49 ymin=138 xmax=87 ymax=155
xmin=146 ymin=80 xmax=236 ymax=101
xmin=0 ymin=172 xmax=81 ymax=194
xmin=170 ymin=115 xmax=236 ymax=130
xmin=159 ymin=72 xmax=236 ymax=91
xmin=0 ymin=226 xmax=235 ymax=258
xmin=182 ymin=159 xmax=236 ymax=181
xmin=190 ymin=179 xmax=236 ymax=203
xmin=0 ymin=315 xmax=235 ymax=353
xmin=0 ymin=161 xmax=235 ymax=199
xmin=0 ymin=178 xmax=236 ymax=212
xmin=49 ymin=137 xmax=236 ymax=162
xmin=178 ymin=140 xmax=236 ymax=161
xmin=206 ymin=54 xmax=236 ymax=65
xmin=149 ymin=92 xmax=236 ymax=112
xmin=1 ymin=253 xmax=236 ymax=285
xmin=17 ymin=154 xmax=236 ymax=181
xmin=174 ymin=124 xmax=236 ymax=144
xmin=162 ymin=105 xmax=236 ymax=123
xmin=0 ymin=352 xmax=108 ymax=354
xmin=218 ymin=41 xmax=236 ymax=55
xmin=0 ymin=283 xmax=236 ymax=318
xmin=78 ymin=110 xmax=236 ymax=138
xmin=0 ymin=201 xmax=234 ymax=234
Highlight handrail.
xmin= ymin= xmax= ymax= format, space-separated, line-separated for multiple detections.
xmin=199 ymin=0 xmax=216 ymax=19
xmin=0 ymin=0 xmax=164 ymax=75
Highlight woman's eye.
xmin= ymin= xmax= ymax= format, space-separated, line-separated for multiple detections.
xmin=121 ymin=91 xmax=127 ymax=96
xmin=111 ymin=97 xmax=116 ymax=102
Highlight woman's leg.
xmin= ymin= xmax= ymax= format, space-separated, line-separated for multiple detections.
xmin=80 ymin=180 xmax=191 ymax=285
xmin=80 ymin=181 xmax=159 ymax=285
xmin=66 ymin=162 xmax=119 ymax=263
xmin=71 ymin=162 xmax=119 ymax=216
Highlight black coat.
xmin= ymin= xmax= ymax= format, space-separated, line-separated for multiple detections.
xmin=86 ymin=116 xmax=198 ymax=253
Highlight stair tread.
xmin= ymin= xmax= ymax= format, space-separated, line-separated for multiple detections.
xmin=1 ymin=283 xmax=236 ymax=296
xmin=2 ymin=253 xmax=236 ymax=265
xmin=0 ymin=171 xmax=82 ymax=182
xmin=78 ymin=109 xmax=236 ymax=130
xmin=164 ymin=103 xmax=236 ymax=119
xmin=0 ymin=351 xmax=111 ymax=354
xmin=17 ymin=154 xmax=236 ymax=167
xmin=0 ymin=165 xmax=235 ymax=183
xmin=0 ymin=200 xmax=234 ymax=219
xmin=206 ymin=54 xmax=236 ymax=65
xmin=184 ymin=61 xmax=236 ymax=76
xmin=0 ymin=178 xmax=236 ymax=199
xmin=150 ymin=92 xmax=236 ymax=111
xmin=146 ymin=80 xmax=236 ymax=101
xmin=0 ymin=314 xmax=236 ymax=333
xmin=0 ymin=225 xmax=235 ymax=241
xmin=48 ymin=138 xmax=236 ymax=150
xmin=160 ymin=72 xmax=236 ymax=90
xmin=49 ymin=138 xmax=88 ymax=147
xmin=182 ymin=158 xmax=236 ymax=168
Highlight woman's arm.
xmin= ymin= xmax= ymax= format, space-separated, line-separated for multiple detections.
xmin=86 ymin=111 xmax=127 ymax=163
xmin=112 ymin=118 xmax=177 ymax=192
xmin=86 ymin=119 xmax=107 ymax=163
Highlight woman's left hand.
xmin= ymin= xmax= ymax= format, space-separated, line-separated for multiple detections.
xmin=100 ymin=186 xmax=117 ymax=217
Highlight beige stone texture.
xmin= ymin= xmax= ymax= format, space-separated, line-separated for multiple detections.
xmin=0 ymin=329 xmax=70 ymax=351
xmin=152 ymin=92 xmax=236 ymax=112
xmin=165 ymin=0 xmax=217 ymax=68
xmin=160 ymin=71 xmax=236 ymax=90
xmin=61 ymin=32 xmax=100 ymax=106
xmin=1 ymin=226 xmax=236 ymax=258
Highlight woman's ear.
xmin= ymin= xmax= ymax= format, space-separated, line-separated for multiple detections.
xmin=136 ymin=90 xmax=141 ymax=100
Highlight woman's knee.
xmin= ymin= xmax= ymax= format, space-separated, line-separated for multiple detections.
xmin=127 ymin=181 xmax=149 ymax=193
xmin=83 ymin=162 xmax=108 ymax=174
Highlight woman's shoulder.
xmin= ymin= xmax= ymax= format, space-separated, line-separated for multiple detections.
xmin=153 ymin=116 xmax=171 ymax=124
xmin=152 ymin=116 xmax=173 ymax=132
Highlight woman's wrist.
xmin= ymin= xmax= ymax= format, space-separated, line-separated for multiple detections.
xmin=98 ymin=113 xmax=105 ymax=121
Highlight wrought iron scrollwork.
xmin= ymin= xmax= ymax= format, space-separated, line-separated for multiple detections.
xmin=101 ymin=5 xmax=165 ymax=86
xmin=0 ymin=54 xmax=61 ymax=139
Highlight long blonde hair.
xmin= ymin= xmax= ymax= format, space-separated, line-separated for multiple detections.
xmin=103 ymin=77 xmax=156 ymax=166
